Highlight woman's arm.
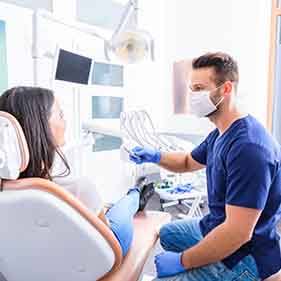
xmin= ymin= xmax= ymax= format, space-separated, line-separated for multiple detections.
xmin=98 ymin=208 xmax=110 ymax=226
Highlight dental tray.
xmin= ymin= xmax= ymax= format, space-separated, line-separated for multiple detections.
xmin=155 ymin=183 xmax=204 ymax=201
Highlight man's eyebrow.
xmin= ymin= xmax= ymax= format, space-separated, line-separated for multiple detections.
xmin=190 ymin=83 xmax=206 ymax=89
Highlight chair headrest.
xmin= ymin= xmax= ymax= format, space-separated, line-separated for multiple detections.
xmin=0 ymin=111 xmax=29 ymax=180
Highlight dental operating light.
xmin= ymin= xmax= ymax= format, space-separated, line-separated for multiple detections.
xmin=104 ymin=0 xmax=155 ymax=64
xmin=35 ymin=1 xmax=154 ymax=64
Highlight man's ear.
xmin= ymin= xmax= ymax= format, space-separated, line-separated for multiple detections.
xmin=223 ymin=81 xmax=233 ymax=96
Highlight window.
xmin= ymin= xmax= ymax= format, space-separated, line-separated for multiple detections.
xmin=0 ymin=20 xmax=8 ymax=94
xmin=92 ymin=96 xmax=123 ymax=119
xmin=93 ymin=134 xmax=122 ymax=152
xmin=91 ymin=62 xmax=124 ymax=87
xmin=268 ymin=1 xmax=281 ymax=143
xmin=272 ymin=16 xmax=281 ymax=144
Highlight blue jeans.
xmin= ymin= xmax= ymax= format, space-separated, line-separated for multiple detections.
xmin=105 ymin=189 xmax=139 ymax=257
xmin=153 ymin=219 xmax=261 ymax=281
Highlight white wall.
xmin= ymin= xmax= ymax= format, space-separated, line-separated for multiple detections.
xmin=0 ymin=2 xmax=34 ymax=88
xmin=131 ymin=0 xmax=272 ymax=137
xmin=76 ymin=0 xmax=129 ymax=30
xmin=124 ymin=0 xmax=167 ymax=127
xmin=0 ymin=0 xmax=272 ymax=202
xmin=1 ymin=0 xmax=272 ymax=135
xmin=0 ymin=0 xmax=52 ymax=11
xmin=32 ymin=11 xmax=139 ymax=202
xmin=164 ymin=0 xmax=271 ymax=129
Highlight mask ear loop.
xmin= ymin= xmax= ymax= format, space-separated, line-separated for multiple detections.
xmin=214 ymin=96 xmax=224 ymax=107
xmin=212 ymin=83 xmax=226 ymax=107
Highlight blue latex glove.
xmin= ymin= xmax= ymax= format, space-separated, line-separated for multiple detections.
xmin=167 ymin=184 xmax=193 ymax=194
xmin=129 ymin=146 xmax=161 ymax=164
xmin=155 ymin=251 xmax=186 ymax=278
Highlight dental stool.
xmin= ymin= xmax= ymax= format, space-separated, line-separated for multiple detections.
xmin=0 ymin=111 xmax=171 ymax=281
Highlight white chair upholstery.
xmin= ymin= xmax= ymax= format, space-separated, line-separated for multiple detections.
xmin=0 ymin=111 xmax=122 ymax=281
xmin=0 ymin=111 xmax=172 ymax=281
xmin=0 ymin=189 xmax=115 ymax=281
xmin=0 ymin=111 xmax=29 ymax=180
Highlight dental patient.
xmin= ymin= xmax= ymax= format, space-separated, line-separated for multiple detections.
xmin=0 ymin=86 xmax=155 ymax=257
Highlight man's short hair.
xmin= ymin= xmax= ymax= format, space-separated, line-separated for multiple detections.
xmin=192 ymin=52 xmax=239 ymax=89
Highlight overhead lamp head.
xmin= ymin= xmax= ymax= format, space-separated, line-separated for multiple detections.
xmin=105 ymin=29 xmax=154 ymax=64
xmin=104 ymin=0 xmax=154 ymax=64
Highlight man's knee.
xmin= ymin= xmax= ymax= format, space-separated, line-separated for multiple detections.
xmin=159 ymin=222 xmax=177 ymax=251
xmin=159 ymin=219 xmax=202 ymax=252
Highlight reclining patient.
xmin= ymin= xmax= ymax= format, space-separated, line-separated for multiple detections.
xmin=0 ymin=86 xmax=155 ymax=257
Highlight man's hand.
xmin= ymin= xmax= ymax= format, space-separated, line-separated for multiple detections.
xmin=154 ymin=251 xmax=186 ymax=278
xmin=129 ymin=146 xmax=161 ymax=164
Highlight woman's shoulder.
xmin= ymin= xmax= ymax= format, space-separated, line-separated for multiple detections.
xmin=53 ymin=174 xmax=97 ymax=192
xmin=54 ymin=174 xmax=104 ymax=215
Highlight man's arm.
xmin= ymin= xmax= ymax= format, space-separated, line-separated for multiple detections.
xmin=181 ymin=204 xmax=261 ymax=269
xmin=159 ymin=152 xmax=205 ymax=173
xmin=130 ymin=133 xmax=210 ymax=172
xmin=178 ymin=143 xmax=270 ymax=270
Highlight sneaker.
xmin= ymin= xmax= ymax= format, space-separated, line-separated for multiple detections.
xmin=127 ymin=176 xmax=148 ymax=194
xmin=127 ymin=176 xmax=148 ymax=195
xmin=135 ymin=176 xmax=148 ymax=192
xmin=138 ymin=182 xmax=155 ymax=212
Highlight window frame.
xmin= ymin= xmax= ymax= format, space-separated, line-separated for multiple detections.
xmin=267 ymin=0 xmax=281 ymax=131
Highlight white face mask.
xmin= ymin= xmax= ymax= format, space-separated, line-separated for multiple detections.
xmin=189 ymin=86 xmax=224 ymax=118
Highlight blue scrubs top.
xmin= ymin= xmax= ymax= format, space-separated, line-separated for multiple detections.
xmin=191 ymin=115 xmax=281 ymax=279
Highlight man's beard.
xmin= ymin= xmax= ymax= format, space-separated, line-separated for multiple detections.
xmin=206 ymin=90 xmax=223 ymax=118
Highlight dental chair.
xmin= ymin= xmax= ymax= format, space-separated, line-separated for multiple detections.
xmin=0 ymin=111 xmax=171 ymax=281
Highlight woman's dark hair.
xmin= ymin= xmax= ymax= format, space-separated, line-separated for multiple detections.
xmin=0 ymin=86 xmax=70 ymax=180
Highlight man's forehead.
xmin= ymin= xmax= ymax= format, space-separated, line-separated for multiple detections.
xmin=189 ymin=67 xmax=215 ymax=85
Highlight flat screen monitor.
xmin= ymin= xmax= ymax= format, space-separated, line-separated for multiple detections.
xmin=55 ymin=49 xmax=92 ymax=85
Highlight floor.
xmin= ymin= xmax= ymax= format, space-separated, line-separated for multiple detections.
xmin=141 ymin=192 xmax=281 ymax=279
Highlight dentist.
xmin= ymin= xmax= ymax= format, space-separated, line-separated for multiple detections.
xmin=130 ymin=52 xmax=281 ymax=281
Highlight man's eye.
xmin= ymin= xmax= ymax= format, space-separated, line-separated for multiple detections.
xmin=193 ymin=87 xmax=203 ymax=91
xmin=59 ymin=110 xmax=64 ymax=119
